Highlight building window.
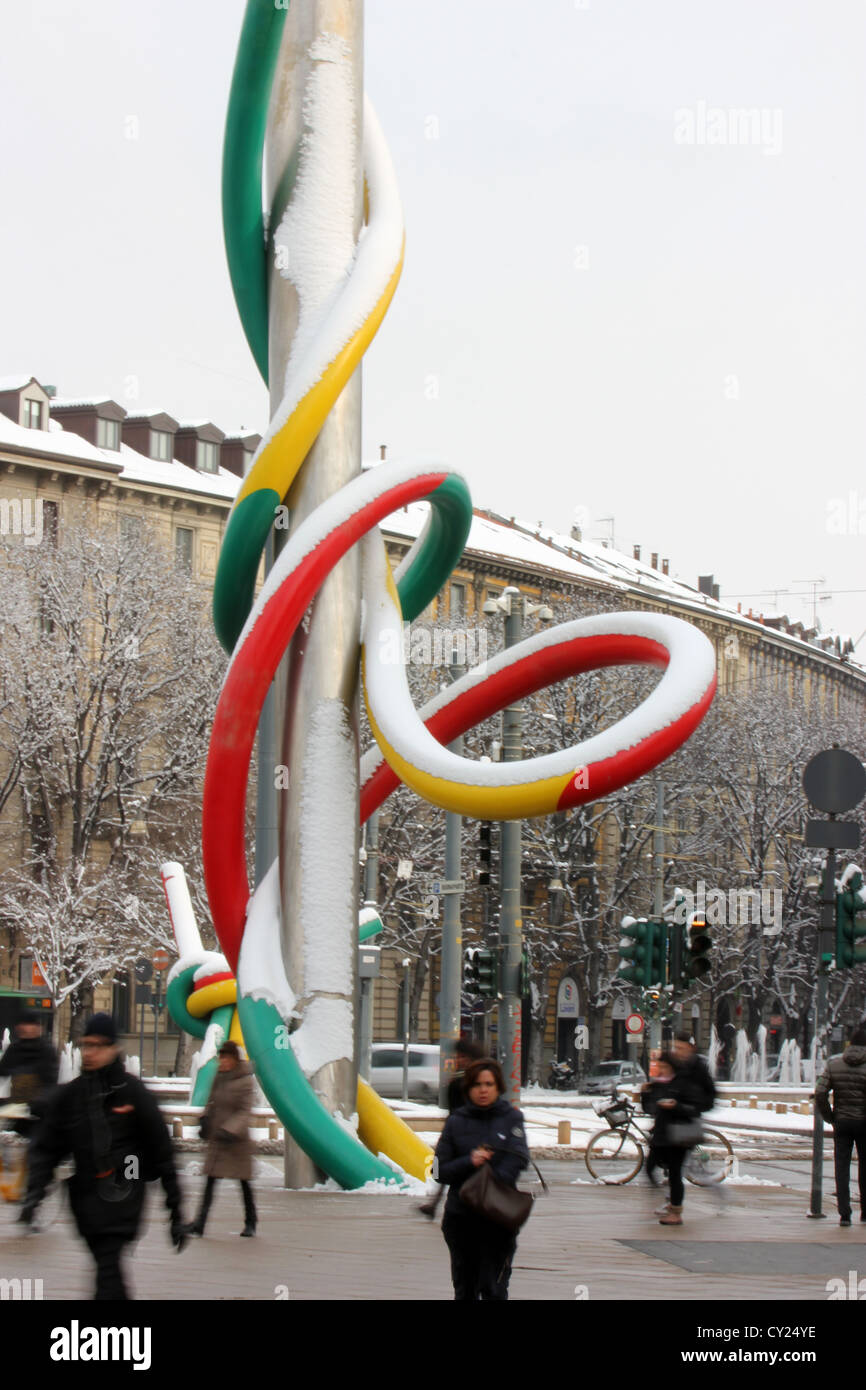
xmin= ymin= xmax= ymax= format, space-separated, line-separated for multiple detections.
xmin=38 ymin=588 xmax=54 ymax=637
xmin=42 ymin=500 xmax=58 ymax=545
xmin=450 ymin=583 xmax=466 ymax=620
xmin=23 ymin=398 xmax=43 ymax=430
xmin=97 ymin=417 xmax=120 ymax=451
xmin=112 ymin=974 xmax=133 ymax=1033
xmin=120 ymin=515 xmax=143 ymax=546
xmin=196 ymin=440 xmax=219 ymax=473
xmin=175 ymin=527 xmax=193 ymax=572
xmin=150 ymin=430 xmax=172 ymax=461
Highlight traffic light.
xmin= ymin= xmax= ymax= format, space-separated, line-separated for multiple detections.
xmin=650 ymin=922 xmax=667 ymax=986
xmin=464 ymin=948 xmax=481 ymax=996
xmin=669 ymin=922 xmax=685 ymax=987
xmin=836 ymin=870 xmax=866 ymax=968
xmin=478 ymin=821 xmax=492 ymax=887
xmin=684 ymin=915 xmax=711 ymax=979
xmin=616 ymin=917 xmax=653 ymax=987
xmin=476 ymin=948 xmax=499 ymax=998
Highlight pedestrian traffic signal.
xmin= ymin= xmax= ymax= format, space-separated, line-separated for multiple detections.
xmin=478 ymin=821 xmax=492 ymax=887
xmin=519 ymin=949 xmax=531 ymax=998
xmin=684 ymin=915 xmax=711 ymax=978
xmin=616 ymin=917 xmax=653 ymax=987
xmin=836 ymin=870 xmax=866 ymax=969
xmin=476 ymin=948 xmax=499 ymax=998
xmin=464 ymin=948 xmax=482 ymax=996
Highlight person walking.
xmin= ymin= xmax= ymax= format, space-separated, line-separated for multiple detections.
xmin=187 ymin=1040 xmax=257 ymax=1237
xmin=815 ymin=1024 xmax=866 ymax=1226
xmin=640 ymin=1052 xmax=697 ymax=1224
xmin=433 ymin=1057 xmax=529 ymax=1300
xmin=0 ymin=1008 xmax=59 ymax=1133
xmin=671 ymin=1031 xmax=717 ymax=1116
xmin=419 ymin=1039 xmax=485 ymax=1219
xmin=19 ymin=1013 xmax=186 ymax=1299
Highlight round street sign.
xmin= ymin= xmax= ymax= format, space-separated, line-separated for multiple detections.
xmin=625 ymin=1012 xmax=644 ymax=1035
xmin=803 ymin=749 xmax=866 ymax=815
xmin=152 ymin=948 xmax=171 ymax=972
xmin=134 ymin=958 xmax=153 ymax=984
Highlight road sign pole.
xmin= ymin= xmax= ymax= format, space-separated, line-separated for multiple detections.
xmin=802 ymin=748 xmax=866 ymax=1221
xmin=152 ymin=971 xmax=161 ymax=1079
xmin=808 ymin=845 xmax=835 ymax=1219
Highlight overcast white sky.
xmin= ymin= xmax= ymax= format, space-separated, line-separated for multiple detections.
xmin=2 ymin=1 xmax=864 ymax=642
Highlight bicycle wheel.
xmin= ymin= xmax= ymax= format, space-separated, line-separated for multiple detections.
xmin=585 ymin=1127 xmax=644 ymax=1184
xmin=684 ymin=1129 xmax=734 ymax=1185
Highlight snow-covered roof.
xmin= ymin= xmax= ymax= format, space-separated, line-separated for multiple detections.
xmin=0 ymin=410 xmax=240 ymax=502
xmin=50 ymin=396 xmax=121 ymax=411
xmin=370 ymin=465 xmax=864 ymax=674
xmin=116 ymin=446 xmax=238 ymax=500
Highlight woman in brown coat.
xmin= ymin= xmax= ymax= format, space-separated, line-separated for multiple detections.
xmin=188 ymin=1041 xmax=257 ymax=1237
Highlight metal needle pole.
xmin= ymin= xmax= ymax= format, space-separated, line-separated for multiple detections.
xmin=264 ymin=2 xmax=365 ymax=1188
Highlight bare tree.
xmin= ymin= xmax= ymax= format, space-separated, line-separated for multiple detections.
xmin=0 ymin=519 xmax=224 ymax=1034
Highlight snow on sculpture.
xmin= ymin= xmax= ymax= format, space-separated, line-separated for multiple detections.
xmin=179 ymin=3 xmax=718 ymax=1189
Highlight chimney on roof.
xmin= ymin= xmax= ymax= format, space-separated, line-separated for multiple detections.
xmin=379 ymin=444 xmax=387 ymax=460
xmin=698 ymin=575 xmax=714 ymax=597
xmin=571 ymin=524 xmax=582 ymax=542
xmin=651 ymin=552 xmax=658 ymax=570
xmin=662 ymin=558 xmax=669 ymax=576
xmin=712 ymin=584 xmax=720 ymax=601
xmin=633 ymin=544 xmax=641 ymax=561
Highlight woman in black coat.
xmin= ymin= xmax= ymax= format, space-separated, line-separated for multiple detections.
xmin=433 ymin=1057 xmax=529 ymax=1301
xmin=640 ymin=1053 xmax=699 ymax=1225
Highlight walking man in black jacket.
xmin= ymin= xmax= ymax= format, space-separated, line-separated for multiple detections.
xmin=0 ymin=1008 xmax=59 ymax=1133
xmin=19 ymin=1013 xmax=187 ymax=1298
xmin=816 ymin=1025 xmax=866 ymax=1226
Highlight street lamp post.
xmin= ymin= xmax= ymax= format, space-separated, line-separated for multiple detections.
xmin=439 ymin=648 xmax=466 ymax=1108
xmin=483 ymin=587 xmax=553 ymax=1105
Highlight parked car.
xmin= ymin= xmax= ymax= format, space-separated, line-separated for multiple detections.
xmin=583 ymin=1059 xmax=647 ymax=1095
xmin=369 ymin=1043 xmax=440 ymax=1100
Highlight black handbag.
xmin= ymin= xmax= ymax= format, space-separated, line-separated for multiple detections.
xmin=459 ymin=1155 xmax=548 ymax=1234
xmin=199 ymin=1115 xmax=211 ymax=1141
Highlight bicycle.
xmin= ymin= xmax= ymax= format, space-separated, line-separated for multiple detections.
xmin=584 ymin=1091 xmax=734 ymax=1186
xmin=0 ymin=1104 xmax=67 ymax=1230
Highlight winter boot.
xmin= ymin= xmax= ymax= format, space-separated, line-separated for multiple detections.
xmin=659 ymin=1205 xmax=683 ymax=1226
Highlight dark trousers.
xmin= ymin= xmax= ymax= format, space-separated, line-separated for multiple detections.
xmin=833 ymin=1124 xmax=866 ymax=1218
xmin=84 ymin=1233 xmax=130 ymax=1301
xmin=197 ymin=1176 xmax=257 ymax=1229
xmin=442 ymin=1212 xmax=517 ymax=1301
xmin=647 ymin=1145 xmax=686 ymax=1206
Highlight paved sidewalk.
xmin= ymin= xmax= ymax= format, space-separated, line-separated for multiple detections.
xmin=1 ymin=1160 xmax=863 ymax=1302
